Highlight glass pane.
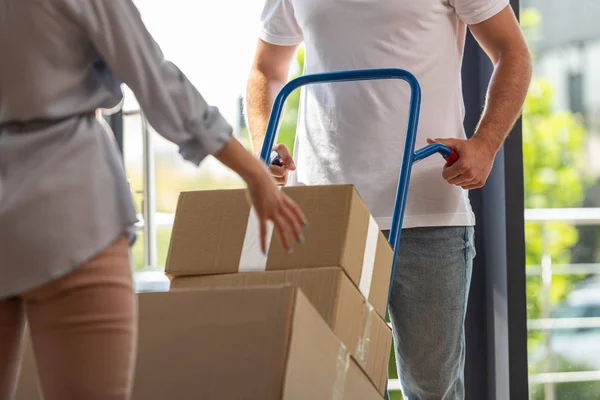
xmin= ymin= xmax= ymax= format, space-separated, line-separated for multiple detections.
xmin=522 ymin=1 xmax=600 ymax=399
xmin=122 ymin=1 xmax=268 ymax=273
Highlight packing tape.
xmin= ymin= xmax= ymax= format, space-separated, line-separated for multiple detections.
xmin=356 ymin=302 xmax=374 ymax=365
xmin=332 ymin=344 xmax=351 ymax=400
xmin=238 ymin=205 xmax=274 ymax=272
xmin=358 ymin=215 xmax=379 ymax=300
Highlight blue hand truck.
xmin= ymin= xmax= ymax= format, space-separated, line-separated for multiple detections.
xmin=259 ymin=68 xmax=458 ymax=392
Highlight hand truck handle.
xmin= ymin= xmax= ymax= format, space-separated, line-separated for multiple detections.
xmin=270 ymin=146 xmax=459 ymax=167
xmin=259 ymin=68 xmax=457 ymax=254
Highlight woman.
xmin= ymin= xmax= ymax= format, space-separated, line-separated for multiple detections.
xmin=0 ymin=1 xmax=305 ymax=399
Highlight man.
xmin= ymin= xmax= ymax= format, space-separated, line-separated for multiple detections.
xmin=245 ymin=0 xmax=531 ymax=398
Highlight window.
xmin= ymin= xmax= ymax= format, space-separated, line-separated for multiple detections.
xmin=522 ymin=4 xmax=600 ymax=399
xmin=120 ymin=1 xmax=266 ymax=278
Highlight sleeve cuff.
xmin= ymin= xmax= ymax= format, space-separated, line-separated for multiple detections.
xmin=178 ymin=106 xmax=233 ymax=166
xmin=259 ymin=29 xmax=304 ymax=46
xmin=460 ymin=0 xmax=509 ymax=25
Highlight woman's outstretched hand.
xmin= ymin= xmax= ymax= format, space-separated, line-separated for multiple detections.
xmin=246 ymin=172 xmax=306 ymax=253
xmin=213 ymin=139 xmax=307 ymax=253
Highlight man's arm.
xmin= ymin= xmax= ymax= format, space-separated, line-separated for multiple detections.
xmin=432 ymin=5 xmax=532 ymax=189
xmin=469 ymin=5 xmax=532 ymax=153
xmin=245 ymin=40 xmax=298 ymax=148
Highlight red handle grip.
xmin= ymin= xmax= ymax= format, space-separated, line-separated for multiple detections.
xmin=444 ymin=150 xmax=459 ymax=166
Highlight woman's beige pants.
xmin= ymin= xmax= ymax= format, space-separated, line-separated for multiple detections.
xmin=0 ymin=235 xmax=136 ymax=400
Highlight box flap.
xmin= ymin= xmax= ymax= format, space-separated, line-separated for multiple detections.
xmin=344 ymin=359 xmax=383 ymax=400
xmin=283 ymin=290 xmax=350 ymax=399
xmin=283 ymin=290 xmax=381 ymax=400
xmin=165 ymin=189 xmax=250 ymax=276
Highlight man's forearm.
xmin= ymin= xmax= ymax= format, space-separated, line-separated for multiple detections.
xmin=472 ymin=46 xmax=532 ymax=153
xmin=245 ymin=68 xmax=286 ymax=155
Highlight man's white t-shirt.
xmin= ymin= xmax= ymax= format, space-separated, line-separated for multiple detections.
xmin=259 ymin=0 xmax=508 ymax=230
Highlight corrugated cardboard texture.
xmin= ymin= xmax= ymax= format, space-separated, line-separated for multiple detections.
xmin=134 ymin=286 xmax=295 ymax=399
xmin=370 ymin=232 xmax=394 ymax=318
xmin=165 ymin=185 xmax=393 ymax=300
xmin=171 ymin=267 xmax=391 ymax=395
xmin=283 ymin=290 xmax=348 ymax=400
xmin=15 ymin=286 xmax=379 ymax=400
xmin=285 ymin=293 xmax=380 ymax=400
xmin=267 ymin=185 xmax=357 ymax=276
xmin=164 ymin=189 xmax=251 ymax=277
xmin=172 ymin=268 xmax=341 ymax=324
xmin=362 ymin=307 xmax=393 ymax=394
xmin=336 ymin=274 xmax=391 ymax=395
xmin=344 ymin=359 xmax=385 ymax=400
xmin=335 ymin=272 xmax=367 ymax=363
xmin=340 ymin=189 xmax=373 ymax=284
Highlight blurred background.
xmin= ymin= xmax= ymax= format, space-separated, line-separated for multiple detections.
xmin=520 ymin=1 xmax=600 ymax=399
xmin=118 ymin=1 xmax=600 ymax=398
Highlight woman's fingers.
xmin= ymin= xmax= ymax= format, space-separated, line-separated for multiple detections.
xmin=279 ymin=202 xmax=304 ymax=244
xmin=283 ymin=195 xmax=307 ymax=228
xmin=257 ymin=193 xmax=308 ymax=253
xmin=272 ymin=213 xmax=292 ymax=252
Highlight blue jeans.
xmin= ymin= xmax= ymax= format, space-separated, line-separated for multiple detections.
xmin=383 ymin=227 xmax=475 ymax=400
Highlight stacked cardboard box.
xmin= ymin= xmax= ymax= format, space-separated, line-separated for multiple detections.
xmin=16 ymin=286 xmax=382 ymax=400
xmin=167 ymin=184 xmax=394 ymax=395
xmin=16 ymin=185 xmax=393 ymax=399
xmin=133 ymin=286 xmax=382 ymax=399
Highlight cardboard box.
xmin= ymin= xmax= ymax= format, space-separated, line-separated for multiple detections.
xmin=16 ymin=286 xmax=382 ymax=400
xmin=164 ymin=184 xmax=393 ymax=317
xmin=170 ymin=267 xmax=392 ymax=394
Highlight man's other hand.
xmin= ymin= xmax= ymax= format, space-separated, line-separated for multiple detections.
xmin=427 ymin=137 xmax=497 ymax=190
xmin=270 ymin=143 xmax=296 ymax=186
